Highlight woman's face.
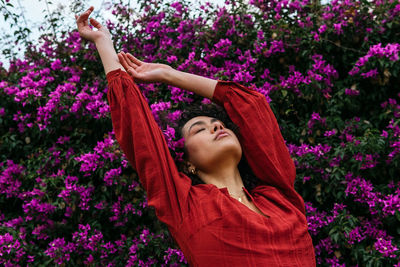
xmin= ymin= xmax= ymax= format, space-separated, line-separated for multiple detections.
xmin=181 ymin=116 xmax=242 ymax=173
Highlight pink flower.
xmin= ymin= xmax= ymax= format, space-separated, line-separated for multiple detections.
xmin=50 ymin=59 xmax=62 ymax=70
xmin=318 ymin=24 xmax=327 ymax=34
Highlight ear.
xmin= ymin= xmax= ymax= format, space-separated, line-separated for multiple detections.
xmin=184 ymin=160 xmax=194 ymax=172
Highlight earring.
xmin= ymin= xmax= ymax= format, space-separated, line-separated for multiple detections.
xmin=191 ymin=168 xmax=197 ymax=175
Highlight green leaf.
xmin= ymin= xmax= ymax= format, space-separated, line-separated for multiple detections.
xmin=395 ymin=211 xmax=400 ymax=222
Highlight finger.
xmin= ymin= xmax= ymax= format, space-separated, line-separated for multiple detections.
xmin=89 ymin=18 xmax=102 ymax=29
xmin=122 ymin=52 xmax=139 ymax=69
xmin=76 ymin=11 xmax=89 ymax=23
xmin=118 ymin=53 xmax=129 ymax=68
xmin=76 ymin=6 xmax=94 ymax=24
xmin=127 ymin=68 xmax=139 ymax=79
xmin=126 ymin=53 xmax=143 ymax=66
xmin=76 ymin=16 xmax=87 ymax=29
xmin=118 ymin=53 xmax=134 ymax=71
xmin=120 ymin=52 xmax=138 ymax=69
xmin=118 ymin=53 xmax=140 ymax=78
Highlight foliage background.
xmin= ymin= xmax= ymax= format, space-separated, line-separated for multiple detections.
xmin=0 ymin=0 xmax=399 ymax=266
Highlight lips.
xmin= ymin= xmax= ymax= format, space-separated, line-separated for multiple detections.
xmin=215 ymin=130 xmax=229 ymax=140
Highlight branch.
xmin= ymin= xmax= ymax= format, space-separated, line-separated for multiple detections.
xmin=320 ymin=38 xmax=364 ymax=54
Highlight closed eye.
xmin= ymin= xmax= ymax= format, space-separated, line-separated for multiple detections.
xmin=196 ymin=128 xmax=205 ymax=133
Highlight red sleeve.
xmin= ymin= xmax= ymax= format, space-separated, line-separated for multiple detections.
xmin=212 ymin=81 xmax=304 ymax=209
xmin=106 ymin=69 xmax=192 ymax=227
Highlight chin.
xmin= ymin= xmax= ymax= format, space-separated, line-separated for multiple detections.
xmin=210 ymin=143 xmax=242 ymax=164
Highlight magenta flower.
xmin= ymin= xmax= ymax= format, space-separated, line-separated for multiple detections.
xmin=374 ymin=237 xmax=399 ymax=258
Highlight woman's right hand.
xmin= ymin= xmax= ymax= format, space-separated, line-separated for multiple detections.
xmin=75 ymin=6 xmax=111 ymax=43
xmin=117 ymin=52 xmax=173 ymax=84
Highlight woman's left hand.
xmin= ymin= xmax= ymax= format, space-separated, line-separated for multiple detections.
xmin=117 ymin=52 xmax=173 ymax=84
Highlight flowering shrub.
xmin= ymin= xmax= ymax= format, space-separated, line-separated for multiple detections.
xmin=0 ymin=0 xmax=399 ymax=265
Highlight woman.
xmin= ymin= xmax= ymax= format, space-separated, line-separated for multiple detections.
xmin=76 ymin=7 xmax=316 ymax=266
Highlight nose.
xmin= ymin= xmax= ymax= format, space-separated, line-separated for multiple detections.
xmin=211 ymin=121 xmax=224 ymax=133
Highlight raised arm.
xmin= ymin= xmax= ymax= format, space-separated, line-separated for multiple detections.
xmin=210 ymin=81 xmax=306 ymax=212
xmin=118 ymin=52 xmax=217 ymax=98
xmin=75 ymin=7 xmax=192 ymax=227
xmin=75 ymin=6 xmax=122 ymax=74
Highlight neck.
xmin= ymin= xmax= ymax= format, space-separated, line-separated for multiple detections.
xmin=198 ymin=166 xmax=245 ymax=196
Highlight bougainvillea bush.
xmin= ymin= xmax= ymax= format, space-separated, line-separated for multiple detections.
xmin=0 ymin=0 xmax=399 ymax=265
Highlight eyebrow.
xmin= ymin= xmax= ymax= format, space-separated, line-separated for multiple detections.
xmin=188 ymin=118 xmax=220 ymax=134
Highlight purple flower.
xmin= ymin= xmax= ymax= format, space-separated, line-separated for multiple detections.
xmin=0 ymin=160 xmax=24 ymax=198
xmin=74 ymin=152 xmax=101 ymax=173
xmin=351 ymin=43 xmax=400 ymax=76
xmin=307 ymin=112 xmax=327 ymax=133
xmin=50 ymin=59 xmax=62 ymax=70
xmin=150 ymin=101 xmax=171 ymax=123
xmin=333 ymin=23 xmax=343 ymax=34
xmin=345 ymin=88 xmax=360 ymax=96
xmin=257 ymin=30 xmax=265 ymax=40
xmin=324 ymin=129 xmax=337 ymax=137
xmin=32 ymin=224 xmax=50 ymax=240
xmin=95 ymin=201 xmax=106 ymax=210
xmin=22 ymin=198 xmax=56 ymax=215
xmin=84 ymin=254 xmax=94 ymax=264
xmin=104 ymin=167 xmax=122 ymax=186
xmin=381 ymin=194 xmax=400 ymax=216
xmin=163 ymin=125 xmax=176 ymax=149
xmin=214 ymin=38 xmax=232 ymax=50
xmin=314 ymin=236 xmax=339 ymax=256
xmin=288 ymin=143 xmax=331 ymax=160
xmin=233 ymin=71 xmax=255 ymax=83
xmin=345 ymin=226 xmax=365 ymax=245
xmin=318 ymin=24 xmax=327 ymax=34
xmin=348 ymin=67 xmax=360 ymax=76
xmin=44 ymin=237 xmax=76 ymax=264
xmin=361 ymin=69 xmax=378 ymax=78
xmin=163 ymin=247 xmax=187 ymax=264
xmin=169 ymin=86 xmax=194 ymax=104
xmin=56 ymin=135 xmax=70 ymax=145
xmin=279 ymin=66 xmax=309 ymax=95
xmin=305 ymin=202 xmax=338 ymax=236
xmin=374 ymin=237 xmax=399 ymax=258
xmin=265 ymin=40 xmax=285 ymax=57
xmin=167 ymin=55 xmax=178 ymax=63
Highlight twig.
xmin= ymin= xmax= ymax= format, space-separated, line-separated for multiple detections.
xmin=320 ymin=37 xmax=364 ymax=54
xmin=16 ymin=0 xmax=29 ymax=39
xmin=44 ymin=0 xmax=57 ymax=37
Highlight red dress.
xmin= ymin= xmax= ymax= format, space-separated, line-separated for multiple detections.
xmin=106 ymin=69 xmax=316 ymax=266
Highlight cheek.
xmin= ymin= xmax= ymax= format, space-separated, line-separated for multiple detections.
xmin=186 ymin=136 xmax=208 ymax=156
xmin=185 ymin=136 xmax=215 ymax=164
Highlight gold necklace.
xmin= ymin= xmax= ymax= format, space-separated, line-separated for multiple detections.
xmin=229 ymin=190 xmax=246 ymax=203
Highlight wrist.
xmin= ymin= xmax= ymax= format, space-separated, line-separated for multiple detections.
xmin=162 ymin=67 xmax=178 ymax=85
xmin=94 ymin=35 xmax=113 ymax=46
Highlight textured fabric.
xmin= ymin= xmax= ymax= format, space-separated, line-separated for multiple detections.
xmin=106 ymin=69 xmax=316 ymax=267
